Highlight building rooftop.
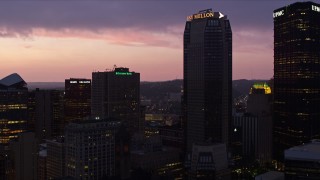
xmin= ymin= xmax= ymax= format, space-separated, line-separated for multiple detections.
xmin=285 ymin=140 xmax=320 ymax=161
xmin=250 ymin=82 xmax=271 ymax=94
xmin=255 ymin=171 xmax=284 ymax=180
xmin=0 ymin=73 xmax=26 ymax=87
xmin=274 ymin=1 xmax=320 ymax=13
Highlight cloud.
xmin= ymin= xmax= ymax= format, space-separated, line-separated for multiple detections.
xmin=0 ymin=1 xmax=290 ymax=43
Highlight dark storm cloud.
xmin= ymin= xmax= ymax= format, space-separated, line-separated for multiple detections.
xmin=0 ymin=0 xmax=293 ymax=37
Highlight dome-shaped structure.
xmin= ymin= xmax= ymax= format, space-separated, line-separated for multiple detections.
xmin=0 ymin=73 xmax=27 ymax=89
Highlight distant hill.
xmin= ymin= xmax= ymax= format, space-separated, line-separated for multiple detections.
xmin=27 ymin=82 xmax=64 ymax=90
xmin=141 ymin=79 xmax=182 ymax=100
xmin=27 ymin=79 xmax=269 ymax=98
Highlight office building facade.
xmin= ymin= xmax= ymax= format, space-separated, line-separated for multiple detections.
xmin=10 ymin=132 xmax=38 ymax=180
xmin=46 ymin=138 xmax=65 ymax=179
xmin=65 ymin=119 xmax=121 ymax=179
xmin=183 ymin=9 xmax=232 ymax=151
xmin=64 ymin=78 xmax=91 ymax=123
xmin=35 ymin=89 xmax=64 ymax=141
xmin=91 ymin=67 xmax=141 ymax=133
xmin=273 ymin=2 xmax=320 ymax=158
xmin=0 ymin=73 xmax=28 ymax=145
xmin=284 ymin=140 xmax=320 ymax=179
xmin=231 ymin=83 xmax=273 ymax=165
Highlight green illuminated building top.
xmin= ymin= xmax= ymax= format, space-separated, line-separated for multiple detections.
xmin=115 ymin=72 xmax=132 ymax=76
xmin=250 ymin=82 xmax=271 ymax=94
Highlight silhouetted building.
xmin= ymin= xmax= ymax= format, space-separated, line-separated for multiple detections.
xmin=273 ymin=1 xmax=320 ymax=159
xmin=231 ymin=83 xmax=273 ymax=165
xmin=284 ymin=140 xmax=320 ymax=179
xmin=130 ymin=135 xmax=182 ymax=179
xmin=64 ymin=78 xmax=91 ymax=123
xmin=46 ymin=138 xmax=65 ymax=180
xmin=0 ymin=73 xmax=28 ymax=145
xmin=10 ymin=132 xmax=38 ymax=180
xmin=35 ymin=89 xmax=64 ymax=141
xmin=0 ymin=154 xmax=5 ymax=180
xmin=255 ymin=171 xmax=284 ymax=180
xmin=27 ymin=91 xmax=36 ymax=132
xmin=64 ymin=119 xmax=121 ymax=179
xmin=183 ymin=9 xmax=232 ymax=151
xmin=91 ymin=67 xmax=141 ymax=133
xmin=38 ymin=144 xmax=47 ymax=180
xmin=185 ymin=143 xmax=231 ymax=180
xmin=159 ymin=125 xmax=184 ymax=150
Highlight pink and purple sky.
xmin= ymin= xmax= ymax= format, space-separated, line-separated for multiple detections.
xmin=0 ymin=1 xmax=294 ymax=82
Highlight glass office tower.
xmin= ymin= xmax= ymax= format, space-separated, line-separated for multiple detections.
xmin=273 ymin=2 xmax=320 ymax=159
xmin=183 ymin=9 xmax=232 ymax=151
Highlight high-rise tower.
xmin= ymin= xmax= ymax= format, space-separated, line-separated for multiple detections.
xmin=91 ymin=67 xmax=141 ymax=133
xmin=64 ymin=78 xmax=91 ymax=123
xmin=273 ymin=2 xmax=320 ymax=158
xmin=183 ymin=9 xmax=232 ymax=151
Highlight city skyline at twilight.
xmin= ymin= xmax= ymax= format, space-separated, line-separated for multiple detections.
xmin=1 ymin=1 xmax=294 ymax=82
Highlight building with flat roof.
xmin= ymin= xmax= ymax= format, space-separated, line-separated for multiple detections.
xmin=91 ymin=67 xmax=141 ymax=133
xmin=46 ymin=137 xmax=65 ymax=180
xmin=65 ymin=119 xmax=121 ymax=179
xmin=64 ymin=78 xmax=91 ymax=123
xmin=10 ymin=132 xmax=38 ymax=180
xmin=255 ymin=171 xmax=284 ymax=180
xmin=231 ymin=82 xmax=273 ymax=165
xmin=34 ymin=89 xmax=64 ymax=141
xmin=284 ymin=140 xmax=320 ymax=179
xmin=273 ymin=1 xmax=320 ymax=159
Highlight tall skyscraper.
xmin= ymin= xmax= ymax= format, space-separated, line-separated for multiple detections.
xmin=273 ymin=2 xmax=320 ymax=158
xmin=0 ymin=73 xmax=28 ymax=145
xmin=91 ymin=67 xmax=141 ymax=133
xmin=35 ymin=89 xmax=64 ymax=141
xmin=64 ymin=78 xmax=91 ymax=123
xmin=10 ymin=132 xmax=38 ymax=180
xmin=231 ymin=83 xmax=273 ymax=165
xmin=183 ymin=9 xmax=232 ymax=151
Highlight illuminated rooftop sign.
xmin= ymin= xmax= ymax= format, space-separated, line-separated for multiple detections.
xmin=115 ymin=72 xmax=132 ymax=76
xmin=312 ymin=5 xmax=320 ymax=12
xmin=69 ymin=80 xmax=91 ymax=84
xmin=187 ymin=12 xmax=214 ymax=21
xmin=250 ymin=82 xmax=271 ymax=94
xmin=273 ymin=10 xmax=284 ymax=18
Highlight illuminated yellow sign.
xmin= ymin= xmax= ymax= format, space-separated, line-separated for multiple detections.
xmin=250 ymin=82 xmax=272 ymax=94
xmin=187 ymin=12 xmax=214 ymax=21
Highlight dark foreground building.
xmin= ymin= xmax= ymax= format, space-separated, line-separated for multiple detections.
xmin=183 ymin=9 xmax=232 ymax=151
xmin=273 ymin=2 xmax=320 ymax=159
xmin=284 ymin=140 xmax=320 ymax=179
xmin=34 ymin=89 xmax=64 ymax=141
xmin=64 ymin=119 xmax=130 ymax=179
